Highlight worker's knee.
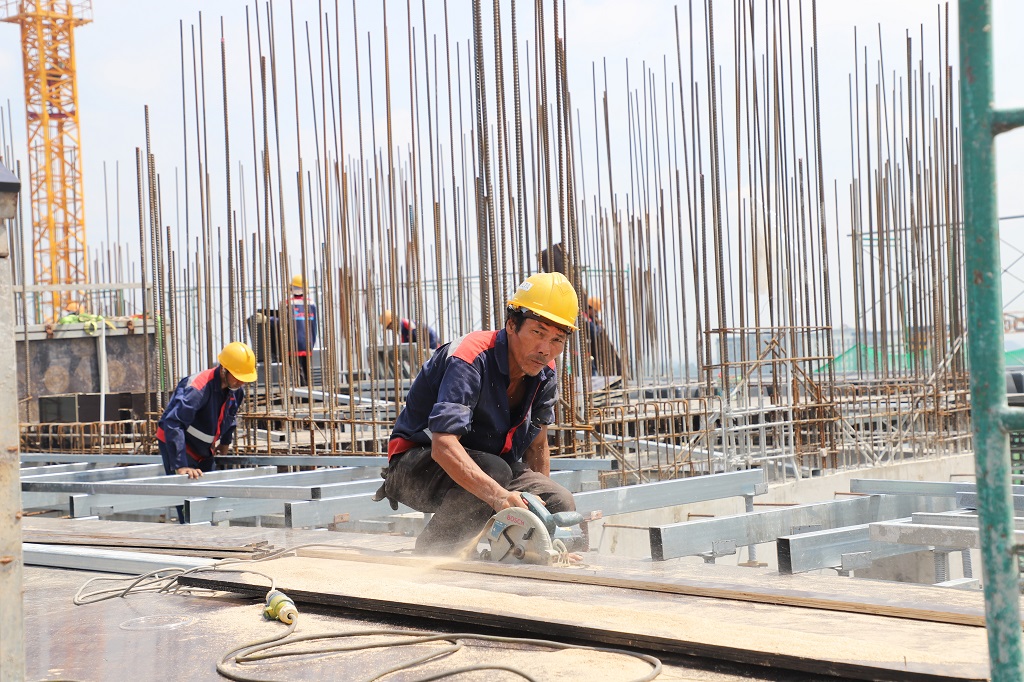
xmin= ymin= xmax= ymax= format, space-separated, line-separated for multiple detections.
xmin=509 ymin=469 xmax=575 ymax=512
xmin=542 ymin=485 xmax=576 ymax=513
xmin=466 ymin=450 xmax=514 ymax=487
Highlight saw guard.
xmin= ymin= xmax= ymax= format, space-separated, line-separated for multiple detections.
xmin=479 ymin=506 xmax=562 ymax=565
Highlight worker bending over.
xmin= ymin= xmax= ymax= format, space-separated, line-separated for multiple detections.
xmin=374 ymin=272 xmax=579 ymax=555
xmin=158 ymin=342 xmax=257 ymax=481
xmin=380 ymin=309 xmax=440 ymax=350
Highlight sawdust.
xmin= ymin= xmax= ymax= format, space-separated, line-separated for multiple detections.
xmin=205 ymin=555 xmax=989 ymax=676
xmin=177 ymin=593 xmax=656 ymax=681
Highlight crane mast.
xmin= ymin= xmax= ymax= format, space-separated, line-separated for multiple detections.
xmin=1 ymin=0 xmax=92 ymax=317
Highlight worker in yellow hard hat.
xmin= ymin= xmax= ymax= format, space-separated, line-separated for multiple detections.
xmin=374 ymin=272 xmax=582 ymax=557
xmin=380 ymin=308 xmax=440 ymax=350
xmin=288 ymin=274 xmax=318 ymax=386
xmin=157 ymin=341 xmax=258 ymax=522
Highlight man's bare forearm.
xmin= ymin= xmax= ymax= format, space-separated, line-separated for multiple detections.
xmin=431 ymin=432 xmax=525 ymax=510
xmin=523 ymin=425 xmax=550 ymax=476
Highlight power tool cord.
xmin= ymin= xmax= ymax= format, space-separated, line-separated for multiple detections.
xmin=218 ymin=618 xmax=663 ymax=682
xmin=73 ymin=542 xmax=664 ymax=681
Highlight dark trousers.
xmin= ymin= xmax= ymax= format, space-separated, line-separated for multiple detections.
xmin=382 ymin=445 xmax=576 ymax=555
xmin=293 ymin=353 xmax=312 ymax=387
xmin=159 ymin=440 xmax=216 ymax=524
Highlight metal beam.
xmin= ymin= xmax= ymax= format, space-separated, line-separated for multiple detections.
xmin=19 ymin=464 xmax=164 ymax=483
xmin=777 ymin=523 xmax=924 ymax=574
xmin=183 ymin=478 xmax=384 ymax=523
xmin=65 ymin=467 xmax=279 ymax=517
xmin=956 ymin=492 xmax=1024 ymax=513
xmin=20 ymin=492 xmax=71 ymax=510
xmin=290 ymin=386 xmax=391 ymax=408
xmin=650 ymin=494 xmax=937 ymax=561
xmin=850 ymin=479 xmax=1024 ymax=497
xmin=18 ymin=452 xmax=617 ymax=472
xmin=184 ymin=496 xmax=288 ymax=525
xmin=23 ymin=466 xmax=287 ymax=494
xmin=18 ymin=462 xmax=94 ymax=475
xmin=548 ymin=470 xmax=598 ymax=492
xmin=20 ymin=454 xmax=162 ymax=465
xmin=869 ymin=519 xmax=1012 ymax=551
xmin=22 ymin=543 xmax=212 ymax=574
xmin=286 ymin=494 xmax=415 ymax=528
xmin=911 ymin=511 xmax=1024 ymax=530
xmin=575 ymin=469 xmax=766 ymax=516
xmin=69 ymin=492 xmax=189 ymax=518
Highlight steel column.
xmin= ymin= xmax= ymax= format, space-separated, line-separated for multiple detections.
xmin=959 ymin=1 xmax=1024 ymax=676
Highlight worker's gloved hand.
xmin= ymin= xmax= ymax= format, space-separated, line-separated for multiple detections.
xmin=492 ymin=490 xmax=529 ymax=512
xmin=216 ymin=443 xmax=231 ymax=456
xmin=176 ymin=467 xmax=204 ymax=479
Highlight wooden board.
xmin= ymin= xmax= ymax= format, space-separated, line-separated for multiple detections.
xmin=179 ymin=554 xmax=990 ymax=681
xmin=289 ymin=547 xmax=1000 ymax=629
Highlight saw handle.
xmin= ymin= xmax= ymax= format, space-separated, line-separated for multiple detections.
xmin=520 ymin=492 xmax=593 ymax=533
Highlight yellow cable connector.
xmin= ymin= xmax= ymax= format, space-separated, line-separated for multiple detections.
xmin=262 ymin=589 xmax=298 ymax=625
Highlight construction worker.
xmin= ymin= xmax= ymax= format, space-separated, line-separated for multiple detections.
xmin=380 ymin=309 xmax=439 ymax=350
xmin=374 ymin=272 xmax=579 ymax=555
xmin=157 ymin=342 xmax=257 ymax=521
xmin=585 ymin=296 xmax=604 ymax=375
xmin=289 ymin=274 xmax=318 ymax=387
xmin=584 ymin=295 xmax=622 ymax=377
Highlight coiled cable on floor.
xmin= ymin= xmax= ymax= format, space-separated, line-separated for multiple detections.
xmin=72 ymin=542 xmax=663 ymax=681
xmin=218 ymin=612 xmax=663 ymax=682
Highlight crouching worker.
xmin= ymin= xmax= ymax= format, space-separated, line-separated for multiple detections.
xmin=374 ymin=272 xmax=579 ymax=555
xmin=157 ymin=342 xmax=258 ymax=522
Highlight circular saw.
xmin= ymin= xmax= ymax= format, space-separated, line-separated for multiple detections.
xmin=476 ymin=492 xmax=601 ymax=566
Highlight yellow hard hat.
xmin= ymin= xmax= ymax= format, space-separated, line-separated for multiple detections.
xmin=65 ymin=301 xmax=81 ymax=314
xmin=291 ymin=274 xmax=304 ymax=291
xmin=218 ymin=341 xmax=258 ymax=382
xmin=587 ymin=296 xmax=602 ymax=314
xmin=380 ymin=310 xmax=394 ymax=328
xmin=507 ymin=272 xmax=579 ymax=332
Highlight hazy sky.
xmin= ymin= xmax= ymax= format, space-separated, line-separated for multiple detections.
xmin=1 ymin=0 xmax=1023 ymax=318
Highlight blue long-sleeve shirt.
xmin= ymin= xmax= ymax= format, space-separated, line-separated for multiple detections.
xmin=398 ymin=318 xmax=439 ymax=350
xmin=291 ymin=295 xmax=318 ymax=354
xmin=157 ymin=365 xmax=244 ymax=470
xmin=388 ymin=329 xmax=557 ymax=464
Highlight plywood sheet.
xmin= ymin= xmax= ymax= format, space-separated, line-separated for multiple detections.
xmin=180 ymin=554 xmax=990 ymax=681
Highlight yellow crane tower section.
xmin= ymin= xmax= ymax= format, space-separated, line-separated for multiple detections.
xmin=1 ymin=0 xmax=91 ymax=316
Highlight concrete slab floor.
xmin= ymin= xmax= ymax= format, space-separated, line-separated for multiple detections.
xmin=22 ymin=565 xmax=820 ymax=682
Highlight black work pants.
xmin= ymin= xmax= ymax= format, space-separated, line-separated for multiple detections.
xmin=382 ymin=445 xmax=576 ymax=556
xmin=292 ymin=353 xmax=312 ymax=387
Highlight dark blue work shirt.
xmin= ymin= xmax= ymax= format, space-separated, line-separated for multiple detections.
xmin=398 ymin=318 xmax=440 ymax=350
xmin=290 ymin=295 xmax=318 ymax=354
xmin=388 ymin=328 xmax=558 ymax=464
xmin=157 ymin=365 xmax=244 ymax=470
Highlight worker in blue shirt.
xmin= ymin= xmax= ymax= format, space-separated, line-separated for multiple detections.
xmin=374 ymin=272 xmax=579 ymax=555
xmin=157 ymin=342 xmax=257 ymax=521
xmin=289 ymin=274 xmax=318 ymax=387
xmin=584 ymin=296 xmax=622 ymax=376
xmin=380 ymin=309 xmax=440 ymax=350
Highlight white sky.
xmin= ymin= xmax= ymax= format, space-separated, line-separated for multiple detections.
xmin=1 ymin=0 xmax=1023 ymax=329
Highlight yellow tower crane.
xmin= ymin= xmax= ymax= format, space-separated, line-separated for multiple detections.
xmin=1 ymin=0 xmax=91 ymax=318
